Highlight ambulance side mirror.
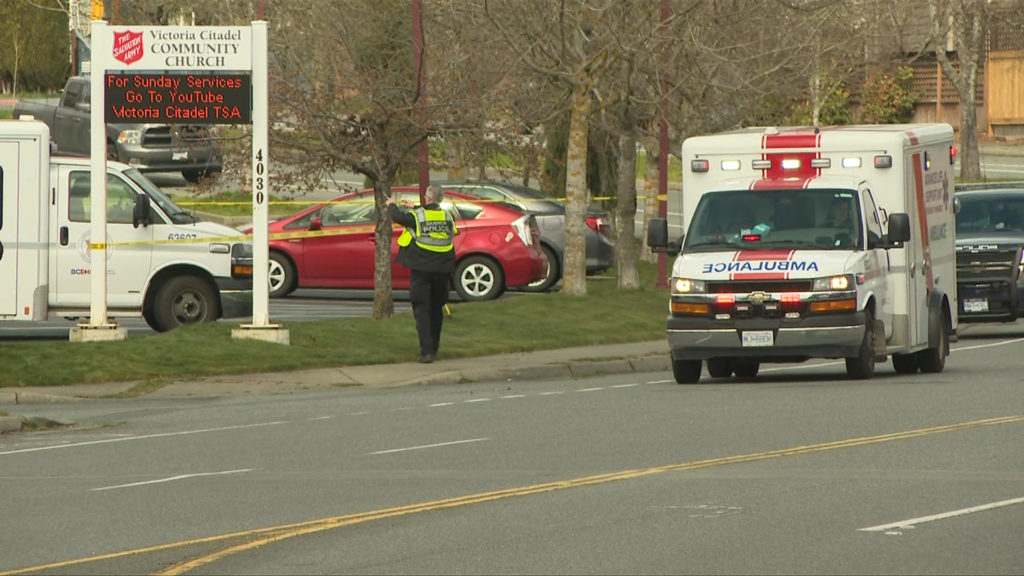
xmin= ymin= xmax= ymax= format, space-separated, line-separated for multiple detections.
xmin=132 ymin=194 xmax=152 ymax=229
xmin=647 ymin=218 xmax=684 ymax=253
xmin=885 ymin=213 xmax=911 ymax=247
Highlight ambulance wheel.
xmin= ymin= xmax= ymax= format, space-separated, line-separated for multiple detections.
xmin=734 ymin=359 xmax=760 ymax=378
xmin=845 ymin=309 xmax=876 ymax=380
xmin=706 ymin=358 xmax=733 ymax=378
xmin=891 ymin=353 xmax=919 ymax=374
xmin=268 ymin=252 xmax=297 ymax=298
xmin=149 ymin=275 xmax=219 ymax=332
xmin=672 ymin=358 xmax=702 ymax=384
xmin=918 ymin=312 xmax=950 ymax=373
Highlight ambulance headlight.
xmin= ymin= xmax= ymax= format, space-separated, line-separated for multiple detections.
xmin=812 ymin=274 xmax=854 ymax=291
xmin=672 ymin=277 xmax=706 ymax=294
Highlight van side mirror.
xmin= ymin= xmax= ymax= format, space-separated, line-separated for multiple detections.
xmin=133 ymin=194 xmax=152 ymax=229
xmin=310 ymin=216 xmax=323 ymax=231
xmin=885 ymin=213 xmax=911 ymax=246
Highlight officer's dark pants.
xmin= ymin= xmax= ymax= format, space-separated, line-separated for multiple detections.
xmin=409 ymin=269 xmax=450 ymax=357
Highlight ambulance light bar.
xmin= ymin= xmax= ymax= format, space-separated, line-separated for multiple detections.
xmin=691 ymin=159 xmax=710 ymax=172
xmin=841 ymin=157 xmax=862 ymax=168
xmin=810 ymin=158 xmax=831 ymax=168
xmin=721 ymin=160 xmax=741 ymax=171
xmin=751 ymin=159 xmax=772 ymax=169
xmin=874 ymin=155 xmax=893 ymax=168
xmin=781 ymin=159 xmax=801 ymax=170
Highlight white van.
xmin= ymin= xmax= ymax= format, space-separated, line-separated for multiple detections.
xmin=0 ymin=119 xmax=251 ymax=333
xmin=648 ymin=124 xmax=957 ymax=383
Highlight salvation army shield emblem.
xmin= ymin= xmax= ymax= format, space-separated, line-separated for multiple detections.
xmin=112 ymin=30 xmax=144 ymax=65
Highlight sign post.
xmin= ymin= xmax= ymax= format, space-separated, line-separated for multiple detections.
xmin=79 ymin=20 xmax=287 ymax=343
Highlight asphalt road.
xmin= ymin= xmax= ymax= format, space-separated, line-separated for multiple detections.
xmin=1 ymin=322 xmax=1021 ymax=574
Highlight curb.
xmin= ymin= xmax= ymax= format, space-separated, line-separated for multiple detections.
xmin=0 ymin=415 xmax=23 ymax=433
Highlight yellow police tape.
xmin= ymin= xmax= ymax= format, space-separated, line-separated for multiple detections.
xmin=89 ymin=194 xmax=670 ymax=249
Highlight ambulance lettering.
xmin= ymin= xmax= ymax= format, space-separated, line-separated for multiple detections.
xmin=702 ymin=260 xmax=819 ymax=274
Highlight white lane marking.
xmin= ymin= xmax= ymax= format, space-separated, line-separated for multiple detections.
xmin=92 ymin=469 xmax=252 ymax=492
xmin=347 ymin=411 xmax=372 ymax=416
xmin=500 ymin=394 xmax=525 ymax=399
xmin=577 ymin=387 xmax=604 ymax=392
xmin=370 ymin=437 xmax=490 ymax=455
xmin=951 ymin=337 xmax=1024 ymax=352
xmin=611 ymin=383 xmax=640 ymax=388
xmin=539 ymin=391 xmax=565 ymax=396
xmin=464 ymin=398 xmax=491 ymax=403
xmin=647 ymin=379 xmax=673 ymax=384
xmin=859 ymin=496 xmax=1024 ymax=532
xmin=429 ymin=402 xmax=454 ymax=407
xmin=0 ymin=421 xmax=287 ymax=456
xmin=309 ymin=416 xmax=333 ymax=421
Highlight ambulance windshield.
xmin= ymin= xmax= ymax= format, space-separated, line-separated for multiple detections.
xmin=685 ymin=188 xmax=862 ymax=252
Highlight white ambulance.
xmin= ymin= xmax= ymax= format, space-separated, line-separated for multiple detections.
xmin=0 ymin=119 xmax=252 ymax=333
xmin=648 ymin=124 xmax=957 ymax=383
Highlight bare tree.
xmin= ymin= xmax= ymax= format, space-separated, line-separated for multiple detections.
xmin=927 ymin=0 xmax=987 ymax=180
xmin=263 ymin=0 xmax=489 ymax=318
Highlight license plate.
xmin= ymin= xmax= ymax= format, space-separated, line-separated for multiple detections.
xmin=964 ymin=298 xmax=989 ymax=312
xmin=172 ymin=151 xmax=189 ymax=161
xmin=741 ymin=330 xmax=774 ymax=347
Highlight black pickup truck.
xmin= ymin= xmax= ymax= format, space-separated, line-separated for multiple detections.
xmin=13 ymin=76 xmax=222 ymax=182
xmin=955 ymin=184 xmax=1024 ymax=322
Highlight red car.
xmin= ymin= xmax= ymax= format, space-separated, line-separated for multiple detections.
xmin=263 ymin=187 xmax=548 ymax=301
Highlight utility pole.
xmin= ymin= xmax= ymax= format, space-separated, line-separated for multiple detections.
xmin=656 ymin=0 xmax=670 ymax=289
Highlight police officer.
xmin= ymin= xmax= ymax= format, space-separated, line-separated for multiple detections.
xmin=386 ymin=185 xmax=457 ymax=363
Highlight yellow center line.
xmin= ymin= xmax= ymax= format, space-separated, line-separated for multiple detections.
xmin=3 ymin=415 xmax=1020 ymax=576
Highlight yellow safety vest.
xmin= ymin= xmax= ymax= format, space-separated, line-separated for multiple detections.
xmin=397 ymin=208 xmax=456 ymax=252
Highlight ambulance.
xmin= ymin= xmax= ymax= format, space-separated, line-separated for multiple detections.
xmin=648 ymin=124 xmax=957 ymax=383
xmin=0 ymin=118 xmax=252 ymax=333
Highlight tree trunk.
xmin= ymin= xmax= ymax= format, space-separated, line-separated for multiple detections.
xmin=616 ymin=133 xmax=639 ymax=289
xmin=640 ymin=137 xmax=661 ymax=264
xmin=929 ymin=0 xmax=985 ymax=181
xmin=372 ymin=179 xmax=395 ymax=319
xmin=562 ymin=83 xmax=591 ymax=296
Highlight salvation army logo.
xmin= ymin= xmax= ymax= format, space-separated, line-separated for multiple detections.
xmin=112 ymin=30 xmax=144 ymax=65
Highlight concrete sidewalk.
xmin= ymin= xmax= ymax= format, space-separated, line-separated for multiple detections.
xmin=0 ymin=340 xmax=672 ymax=431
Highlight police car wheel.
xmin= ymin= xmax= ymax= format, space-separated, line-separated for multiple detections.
xmin=733 ymin=359 xmax=760 ymax=378
xmin=455 ymin=256 xmax=504 ymax=301
xmin=672 ymin=358 xmax=701 ymax=384
xmin=268 ymin=252 xmax=297 ymax=298
xmin=150 ymin=275 xmax=219 ymax=332
xmin=706 ymin=358 xmax=733 ymax=378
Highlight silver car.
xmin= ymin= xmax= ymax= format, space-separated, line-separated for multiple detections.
xmin=443 ymin=181 xmax=616 ymax=292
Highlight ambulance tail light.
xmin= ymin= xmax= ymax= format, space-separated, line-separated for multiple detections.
xmin=715 ymin=294 xmax=735 ymax=313
xmin=690 ymin=159 xmax=710 ymax=173
xmin=780 ymin=293 xmax=801 ymax=312
xmin=874 ymin=155 xmax=893 ymax=169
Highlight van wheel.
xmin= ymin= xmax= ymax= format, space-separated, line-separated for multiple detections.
xmin=522 ymin=245 xmax=559 ymax=293
xmin=918 ymin=312 xmax=949 ymax=373
xmin=672 ymin=358 xmax=702 ymax=384
xmin=845 ymin=309 xmax=876 ymax=380
xmin=734 ymin=359 xmax=760 ymax=378
xmin=891 ymin=353 xmax=919 ymax=374
xmin=149 ymin=275 xmax=219 ymax=332
xmin=455 ymin=256 xmax=503 ymax=301
xmin=268 ymin=252 xmax=297 ymax=298
xmin=706 ymin=358 xmax=733 ymax=378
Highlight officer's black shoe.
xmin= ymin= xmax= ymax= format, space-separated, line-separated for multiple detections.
xmin=417 ymin=354 xmax=434 ymax=364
